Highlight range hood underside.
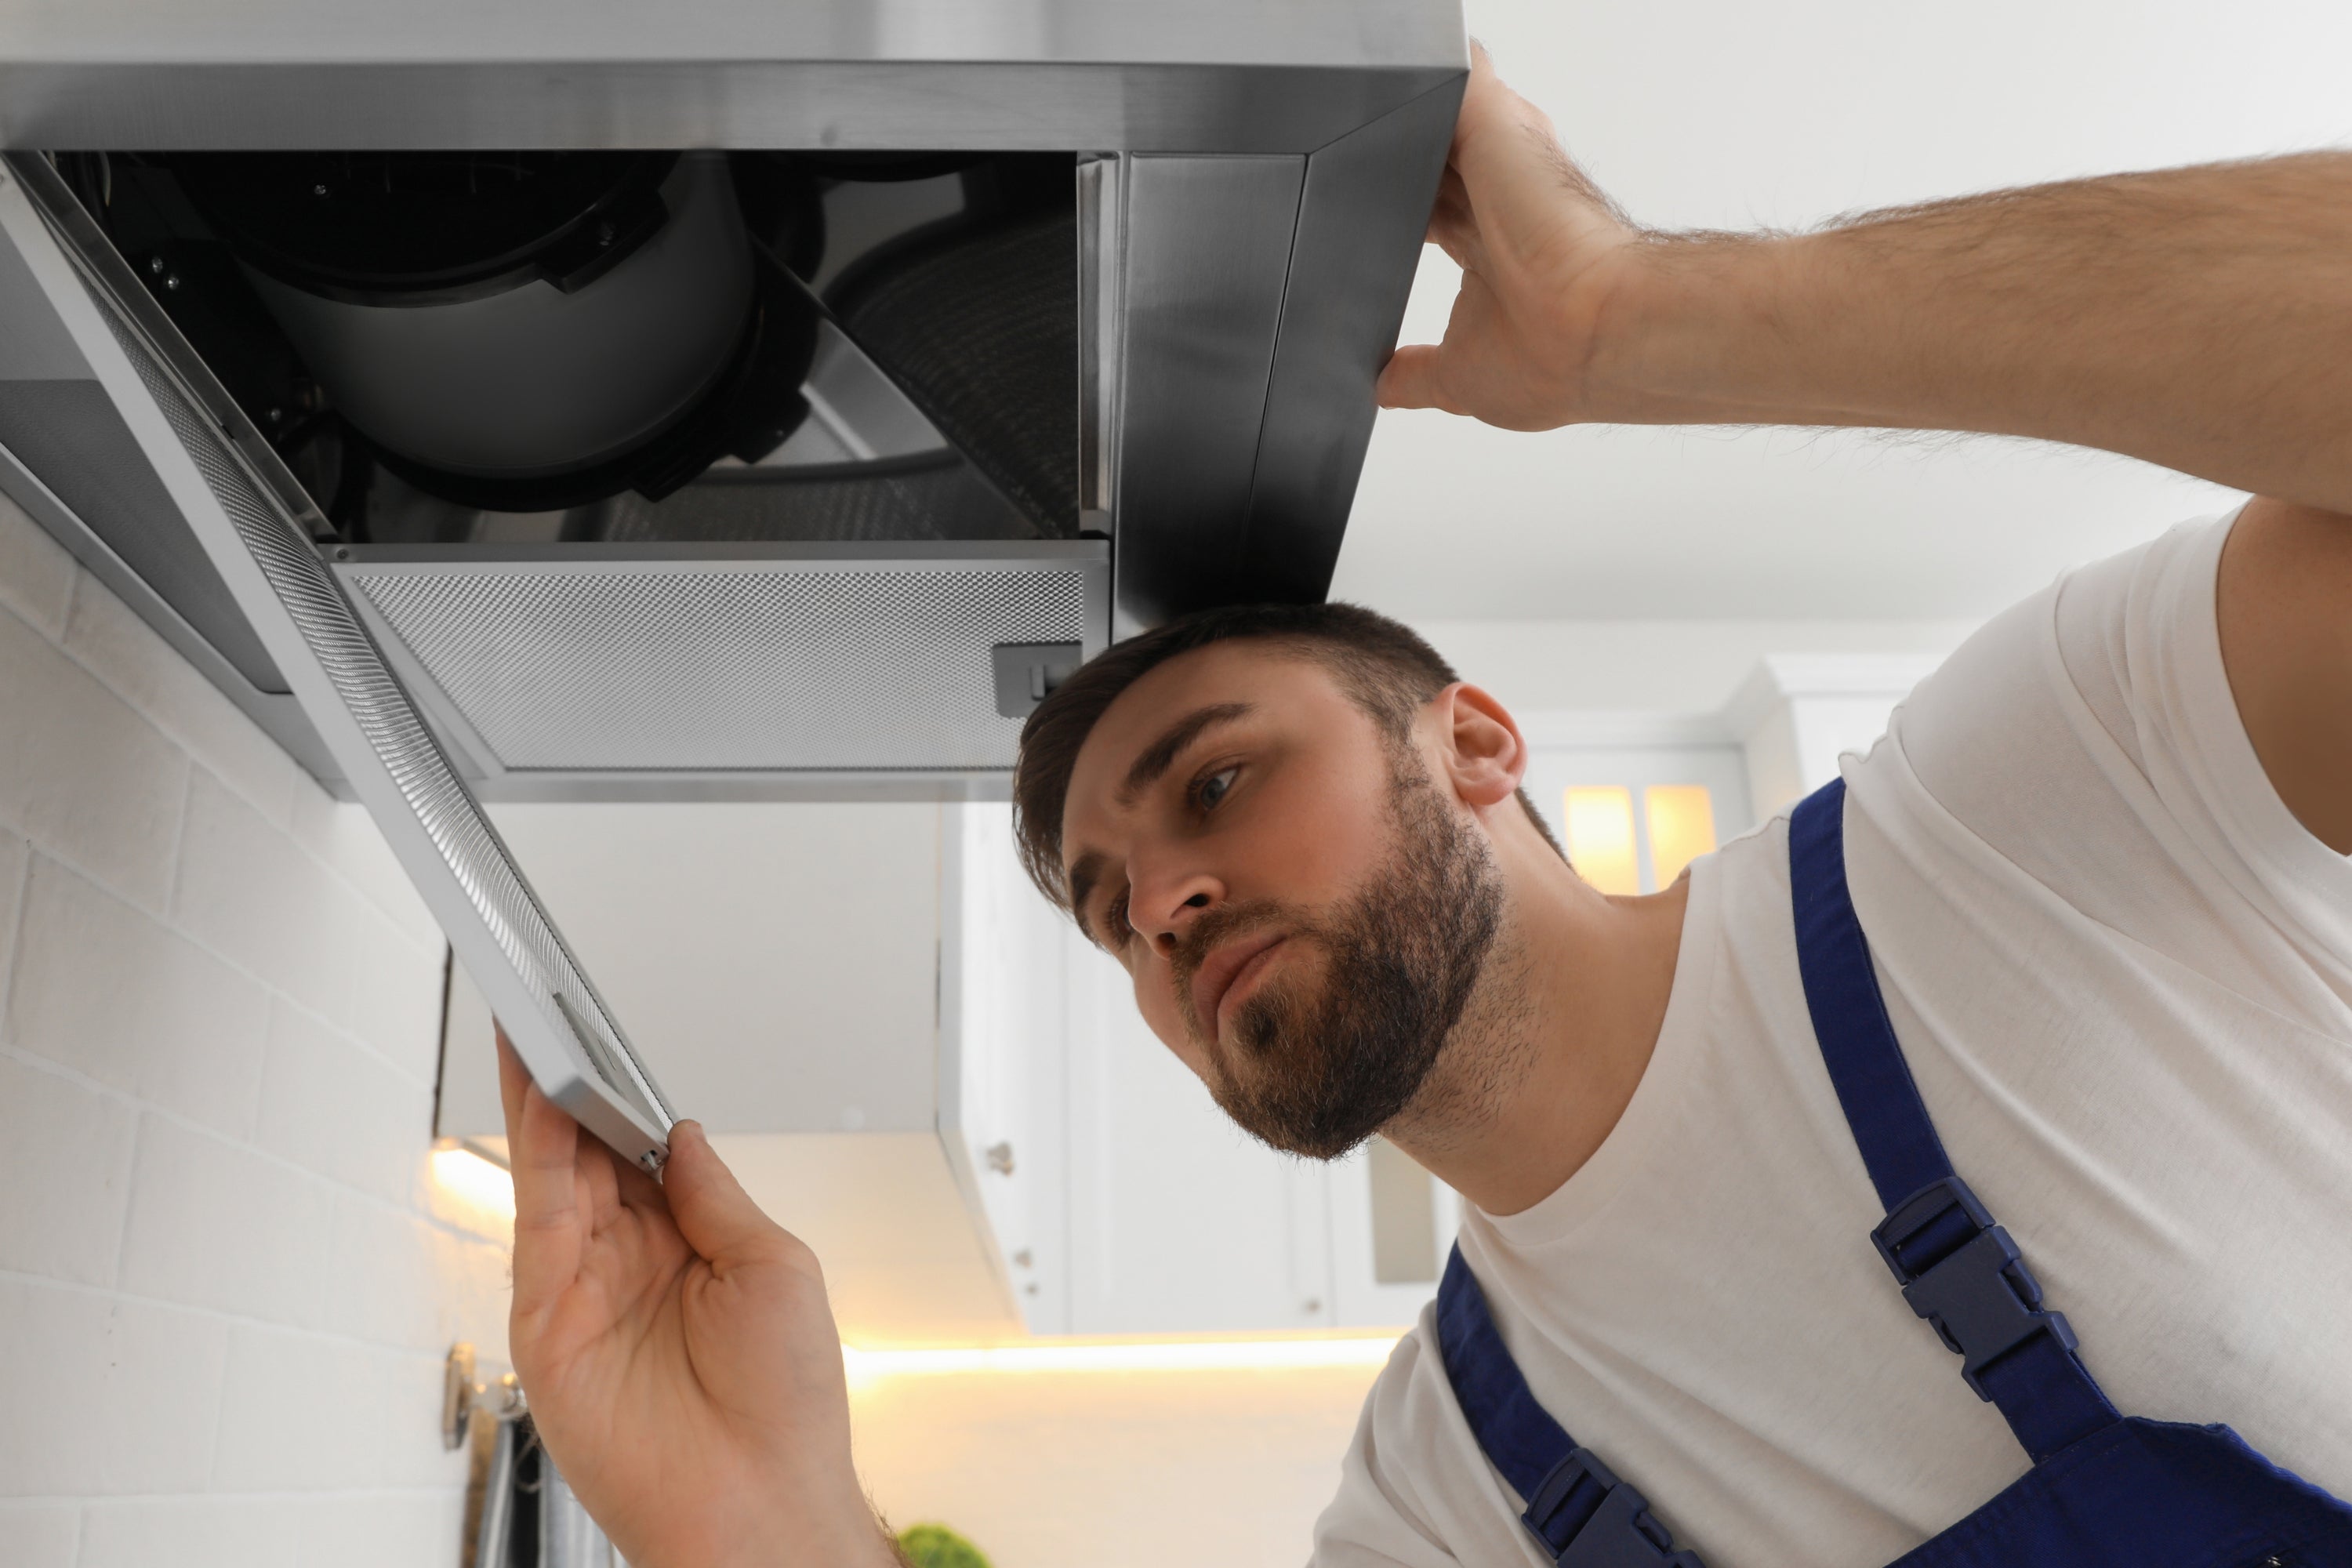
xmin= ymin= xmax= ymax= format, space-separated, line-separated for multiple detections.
xmin=0 ymin=14 xmax=1465 ymax=800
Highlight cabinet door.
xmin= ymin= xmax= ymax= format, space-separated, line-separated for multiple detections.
xmin=946 ymin=805 xmax=1077 ymax=1333
xmin=1062 ymin=944 xmax=1336 ymax=1334
xmin=1327 ymin=1138 xmax=1461 ymax=1330
xmin=437 ymin=802 xmax=946 ymax=1140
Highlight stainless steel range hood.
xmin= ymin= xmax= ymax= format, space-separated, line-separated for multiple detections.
xmin=0 ymin=2 xmax=1467 ymax=801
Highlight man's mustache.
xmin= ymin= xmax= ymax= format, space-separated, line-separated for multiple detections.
xmin=1169 ymin=899 xmax=1298 ymax=1034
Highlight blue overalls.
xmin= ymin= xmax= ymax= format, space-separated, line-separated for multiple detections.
xmin=1435 ymin=779 xmax=2352 ymax=1567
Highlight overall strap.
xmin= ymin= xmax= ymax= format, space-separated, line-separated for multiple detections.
xmin=1436 ymin=1247 xmax=1703 ymax=1566
xmin=1788 ymin=779 xmax=2118 ymax=1462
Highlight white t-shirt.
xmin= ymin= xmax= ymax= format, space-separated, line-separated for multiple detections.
xmin=1312 ymin=511 xmax=2352 ymax=1568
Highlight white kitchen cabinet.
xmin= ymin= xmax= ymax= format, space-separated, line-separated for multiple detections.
xmin=942 ymin=805 xmax=1077 ymax=1333
xmin=1327 ymin=1138 xmax=1462 ymax=1330
xmin=444 ymin=801 xmax=949 ymax=1136
xmin=1061 ymin=940 xmax=1340 ymax=1334
xmin=436 ymin=800 xmax=1029 ymax=1346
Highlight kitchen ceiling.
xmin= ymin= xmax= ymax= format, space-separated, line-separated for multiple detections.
xmin=1334 ymin=0 xmax=2350 ymax=622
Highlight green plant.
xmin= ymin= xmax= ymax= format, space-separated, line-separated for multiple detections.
xmin=896 ymin=1523 xmax=993 ymax=1568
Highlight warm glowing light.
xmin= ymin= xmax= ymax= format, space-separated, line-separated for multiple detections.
xmin=1563 ymin=786 xmax=1640 ymax=895
xmin=432 ymin=1145 xmax=517 ymax=1220
xmin=1644 ymin=785 xmax=1718 ymax=887
xmin=843 ymin=1335 xmax=1403 ymax=1381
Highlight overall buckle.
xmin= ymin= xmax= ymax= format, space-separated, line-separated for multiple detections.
xmin=1520 ymin=1446 xmax=1705 ymax=1567
xmin=1872 ymin=1176 xmax=2078 ymax=1399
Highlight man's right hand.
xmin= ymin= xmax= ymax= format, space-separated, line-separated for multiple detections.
xmin=497 ymin=1034 xmax=901 ymax=1568
xmin=1375 ymin=41 xmax=1645 ymax=432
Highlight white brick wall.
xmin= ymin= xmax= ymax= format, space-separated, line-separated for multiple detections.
xmin=0 ymin=492 xmax=511 ymax=1566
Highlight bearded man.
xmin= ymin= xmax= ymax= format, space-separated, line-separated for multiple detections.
xmin=492 ymin=43 xmax=2352 ymax=1568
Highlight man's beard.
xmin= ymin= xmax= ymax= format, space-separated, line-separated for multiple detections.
xmin=1174 ymin=757 xmax=1508 ymax=1160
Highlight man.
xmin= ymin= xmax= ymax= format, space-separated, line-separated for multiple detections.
xmin=495 ymin=45 xmax=2352 ymax=1567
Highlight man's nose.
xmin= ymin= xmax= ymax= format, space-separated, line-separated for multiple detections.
xmin=1133 ymin=864 xmax=1224 ymax=955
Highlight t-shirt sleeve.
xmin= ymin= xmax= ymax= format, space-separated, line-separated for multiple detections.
xmin=1883 ymin=510 xmax=2352 ymax=1019
xmin=2058 ymin=510 xmax=2352 ymax=991
xmin=1310 ymin=1335 xmax=1468 ymax=1568
xmin=1309 ymin=1325 xmax=1544 ymax=1568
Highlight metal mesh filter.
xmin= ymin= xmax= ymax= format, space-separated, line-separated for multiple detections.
xmin=835 ymin=212 xmax=1080 ymax=535
xmin=71 ymin=238 xmax=676 ymax=1163
xmin=589 ymin=454 xmax=1036 ymax=545
xmin=346 ymin=559 xmax=1091 ymax=772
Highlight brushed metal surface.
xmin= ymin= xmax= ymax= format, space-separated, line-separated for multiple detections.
xmin=0 ymin=210 xmax=85 ymax=377
xmin=1108 ymin=154 xmax=1305 ymax=633
xmin=0 ymin=427 xmax=344 ymax=782
xmin=0 ymin=1 xmax=1464 ymax=153
xmin=1241 ymin=78 xmax=1465 ymax=604
xmin=0 ymin=379 xmax=287 ymax=689
xmin=1075 ymin=154 xmax=1121 ymax=528
xmin=2 ymin=0 xmax=1461 ymax=67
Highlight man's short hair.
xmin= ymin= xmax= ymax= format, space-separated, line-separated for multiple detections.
xmin=1011 ymin=600 xmax=1566 ymax=911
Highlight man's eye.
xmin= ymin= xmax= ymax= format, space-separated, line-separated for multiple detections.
xmin=1103 ymin=892 xmax=1133 ymax=946
xmin=1195 ymin=767 xmax=1239 ymax=811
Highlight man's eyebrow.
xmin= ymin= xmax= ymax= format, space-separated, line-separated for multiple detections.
xmin=1117 ymin=702 xmax=1254 ymax=807
xmin=1061 ymin=702 xmax=1254 ymax=946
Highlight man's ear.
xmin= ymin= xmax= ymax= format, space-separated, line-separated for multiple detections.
xmin=1430 ymin=682 xmax=1530 ymax=809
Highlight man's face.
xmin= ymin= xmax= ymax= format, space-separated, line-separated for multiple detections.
xmin=1058 ymin=643 xmax=1505 ymax=1158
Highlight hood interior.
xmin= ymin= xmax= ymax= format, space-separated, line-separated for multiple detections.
xmin=60 ymin=148 xmax=1079 ymax=549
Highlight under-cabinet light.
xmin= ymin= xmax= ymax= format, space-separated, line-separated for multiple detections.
xmin=843 ymin=1335 xmax=1403 ymax=1381
xmin=432 ymin=1142 xmax=517 ymax=1220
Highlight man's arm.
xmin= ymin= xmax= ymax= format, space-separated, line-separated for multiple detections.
xmin=1382 ymin=45 xmax=2352 ymax=846
xmin=1379 ymin=48 xmax=2352 ymax=510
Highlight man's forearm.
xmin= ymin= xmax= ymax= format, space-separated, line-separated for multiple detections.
xmin=1588 ymin=153 xmax=2352 ymax=511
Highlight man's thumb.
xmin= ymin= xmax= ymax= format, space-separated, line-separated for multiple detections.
xmin=1377 ymin=343 xmax=1451 ymax=412
xmin=661 ymin=1120 xmax=781 ymax=1261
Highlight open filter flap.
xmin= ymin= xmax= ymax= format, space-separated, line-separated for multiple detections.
xmin=2 ymin=155 xmax=677 ymax=1171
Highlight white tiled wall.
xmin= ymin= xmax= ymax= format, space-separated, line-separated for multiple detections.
xmin=0 ymin=492 xmax=510 ymax=1567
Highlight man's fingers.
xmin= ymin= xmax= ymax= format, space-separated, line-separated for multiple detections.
xmin=497 ymin=1025 xmax=530 ymax=1146
xmin=579 ymin=1116 xmax=626 ymax=1232
xmin=1425 ymin=169 xmax=1479 ymax=270
xmin=499 ymin=1030 xmax=586 ymax=1320
xmin=1446 ymin=39 xmax=1611 ymax=277
xmin=612 ymin=1146 xmax=669 ymax=1212
xmin=1377 ymin=343 xmax=1457 ymax=412
xmin=1449 ymin=36 xmax=1529 ymax=180
xmin=661 ymin=1120 xmax=792 ymax=1269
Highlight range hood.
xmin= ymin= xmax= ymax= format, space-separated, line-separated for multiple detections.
xmin=0 ymin=2 xmax=1465 ymax=800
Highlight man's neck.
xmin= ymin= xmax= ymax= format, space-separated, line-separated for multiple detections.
xmin=1385 ymin=855 xmax=1690 ymax=1217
